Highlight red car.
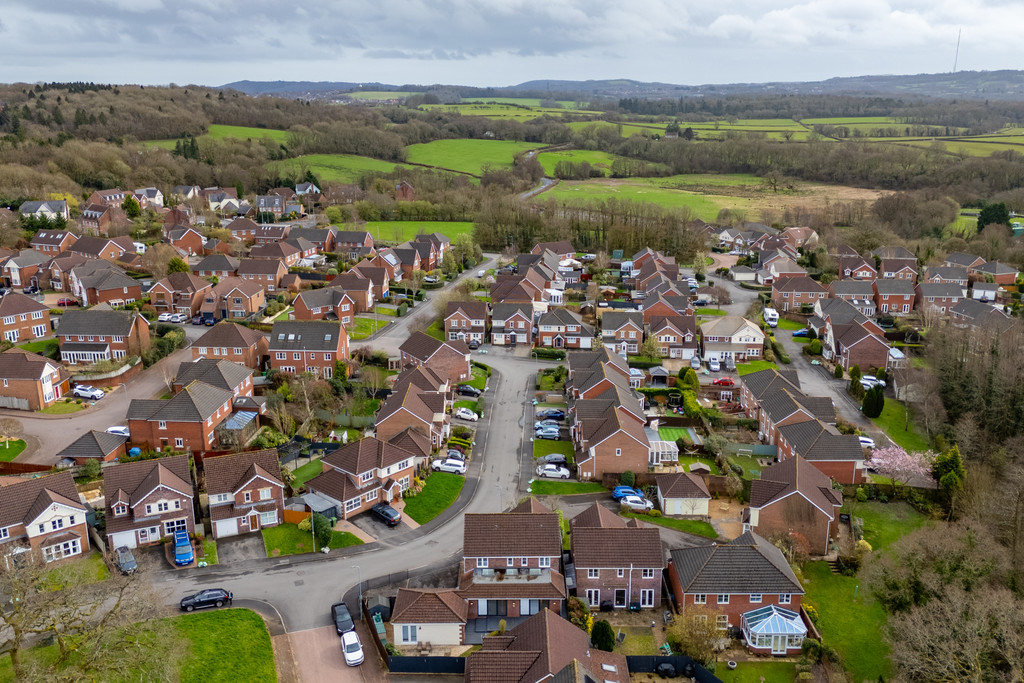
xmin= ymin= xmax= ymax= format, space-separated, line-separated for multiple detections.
xmin=712 ymin=378 xmax=735 ymax=387
xmin=57 ymin=298 xmax=79 ymax=306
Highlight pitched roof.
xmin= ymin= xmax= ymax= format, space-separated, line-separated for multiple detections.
xmin=102 ymin=455 xmax=193 ymax=517
xmin=464 ymin=511 xmax=562 ymax=558
xmin=0 ymin=472 xmax=84 ymax=528
xmin=750 ymin=456 xmax=843 ymax=515
xmin=237 ymin=258 xmax=287 ymax=275
xmin=30 ymin=230 xmax=76 ymax=247
xmin=698 ymin=315 xmax=764 ymax=339
xmin=193 ymin=321 xmax=267 ymax=349
xmin=600 ymin=311 xmax=643 ymax=331
xmin=569 ymin=502 xmax=626 ymax=529
xmin=127 ymin=381 xmax=234 ymax=423
xmin=0 ymin=292 xmax=48 ymax=318
xmin=916 ymin=282 xmax=963 ymax=298
xmin=491 ymin=302 xmax=533 ymax=321
xmin=445 ymin=300 xmax=488 ymax=321
xmin=656 ymin=471 xmax=711 ymax=499
xmin=203 ymin=448 xmax=283 ymax=495
xmin=386 ymin=427 xmax=432 ymax=458
xmin=772 ymin=276 xmax=826 ymax=293
xmin=668 ymin=531 xmax=803 ymax=594
xmin=306 ymin=468 xmax=362 ymax=504
xmin=194 ymin=254 xmax=240 ymax=272
xmin=56 ymin=430 xmax=127 ymax=460
xmin=56 ymin=306 xmax=140 ymax=337
xmin=268 ymin=321 xmax=344 ymax=351
xmin=392 ymin=588 xmax=468 ymax=624
xmin=874 ymin=279 xmax=915 ymax=295
xmin=776 ymin=420 xmax=865 ymax=463
xmin=322 ymin=437 xmax=417 ymax=475
xmin=975 ymin=260 xmax=1018 ymax=276
xmin=399 ymin=330 xmax=468 ymax=361
xmin=945 ymin=251 xmax=984 ymax=268
xmin=829 ymin=280 xmax=875 ymax=297
xmin=79 ymin=268 xmax=138 ymax=292
xmin=924 ymin=265 xmax=968 ymax=281
xmin=153 ymin=271 xmax=211 ymax=294
xmin=174 ymin=358 xmax=252 ymax=392
xmin=570 ymin=526 xmax=663 ymax=569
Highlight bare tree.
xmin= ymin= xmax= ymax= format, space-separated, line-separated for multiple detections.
xmin=0 ymin=417 xmax=23 ymax=450
xmin=141 ymin=243 xmax=178 ymax=280
xmin=360 ymin=366 xmax=387 ymax=399
xmin=665 ymin=605 xmax=722 ymax=668
xmin=704 ymin=285 xmax=732 ymax=309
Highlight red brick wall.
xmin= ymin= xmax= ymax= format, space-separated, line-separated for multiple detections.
xmin=580 ymin=432 xmax=648 ymax=480
xmin=0 ymin=309 xmax=51 ymax=342
xmin=422 ymin=348 xmax=471 ymax=383
xmin=809 ymin=460 xmax=862 ymax=485
xmin=753 ymin=495 xmax=834 ymax=556
xmin=128 ymin=419 xmax=218 ymax=453
xmin=192 ymin=343 xmax=265 ymax=369
xmin=575 ymin=569 xmax=661 ymax=609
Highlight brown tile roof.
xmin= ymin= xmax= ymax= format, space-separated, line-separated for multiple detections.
xmin=102 ymin=456 xmax=193 ymax=532
xmin=749 ymin=455 xmax=842 ymax=515
xmin=511 ymin=497 xmax=553 ymax=514
xmin=0 ymin=349 xmax=67 ymax=382
xmin=321 ymin=437 xmax=417 ymax=476
xmin=386 ymin=427 xmax=432 ymax=458
xmin=193 ymin=321 xmax=267 ymax=349
xmin=445 ymin=300 xmax=488 ymax=321
xmin=0 ymin=472 xmax=83 ymax=527
xmin=656 ymin=472 xmax=711 ymax=500
xmin=570 ymin=527 xmax=663 ymax=569
xmin=175 ymin=359 xmax=252 ymax=392
xmin=203 ymin=448 xmax=283 ymax=496
xmin=569 ymin=502 xmax=626 ymax=529
xmin=463 ymin=511 xmax=561 ymax=558
xmin=399 ymin=331 xmax=445 ymax=361
xmin=391 ymin=588 xmax=468 ymax=624
xmin=154 ymin=271 xmax=211 ymax=294
xmin=772 ymin=276 xmax=826 ymax=293
xmin=0 ymin=292 xmax=49 ymax=317
xmin=305 ymin=468 xmax=361 ymax=504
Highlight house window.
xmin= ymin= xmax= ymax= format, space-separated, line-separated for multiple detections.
xmin=521 ymin=558 xmax=528 ymax=567
xmin=260 ymin=488 xmax=272 ymax=500
xmin=615 ymin=448 xmax=622 ymax=456
xmin=259 ymin=510 xmax=277 ymax=526
xmin=158 ymin=421 xmax=167 ymax=430
xmin=276 ymin=352 xmax=286 ymax=360
xmin=244 ymin=491 xmax=251 ymax=503
xmin=344 ymin=498 xmax=360 ymax=513
xmin=617 ymin=569 xmax=625 ymax=578
xmin=640 ymin=589 xmax=655 ymax=607
xmin=506 ymin=557 xmax=514 ymax=567
xmin=50 ymin=518 xmax=65 ymax=531
xmin=211 ymin=493 xmax=229 ymax=504
xmin=365 ymin=489 xmax=378 ymax=502
xmin=779 ymin=593 xmax=791 ymax=604
xmin=401 ymin=625 xmax=417 ymax=644
xmin=113 ymin=504 xmax=126 ymax=516
xmin=750 ymin=594 xmax=762 ymax=603
xmin=174 ymin=438 xmax=184 ymax=449
xmin=156 ymin=502 xmax=169 ymax=513
xmin=234 ymin=348 xmax=242 ymax=355
xmin=477 ymin=557 xmax=488 ymax=568
xmin=0 ymin=528 xmax=7 ymax=539
xmin=693 ymin=594 xmax=706 ymax=604
xmin=694 ymin=614 xmax=708 ymax=623
xmin=586 ymin=589 xmax=600 ymax=607
xmin=588 ymin=568 xmax=599 ymax=579
xmin=642 ymin=568 xmax=655 ymax=579
xmin=539 ymin=556 xmax=550 ymax=568
xmin=293 ymin=353 xmax=301 ymax=360
xmin=716 ymin=615 xmax=728 ymax=629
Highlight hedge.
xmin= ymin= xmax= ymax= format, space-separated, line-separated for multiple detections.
xmin=681 ymin=390 xmax=701 ymax=418
xmin=534 ymin=348 xmax=566 ymax=360
xmin=771 ymin=339 xmax=791 ymax=364
xmin=637 ymin=388 xmax=683 ymax=399
xmin=627 ymin=357 xmax=662 ymax=369
xmin=472 ymin=360 xmax=492 ymax=376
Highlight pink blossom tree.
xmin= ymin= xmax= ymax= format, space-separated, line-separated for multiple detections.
xmin=868 ymin=446 xmax=936 ymax=490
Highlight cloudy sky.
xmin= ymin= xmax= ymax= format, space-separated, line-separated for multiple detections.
xmin=2 ymin=0 xmax=1021 ymax=87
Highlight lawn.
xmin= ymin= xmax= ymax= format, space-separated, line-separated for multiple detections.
xmin=529 ymin=480 xmax=606 ymax=495
xmin=403 ymin=472 xmax=465 ymax=524
xmin=533 ymin=439 xmax=575 ymax=464
xmin=16 ymin=339 xmax=56 ymax=354
xmin=611 ymin=626 xmax=657 ymax=656
xmin=363 ymin=221 xmax=475 ymax=244
xmin=425 ymin=318 xmax=445 ymax=340
xmin=271 ymin=306 xmax=292 ymax=322
xmin=328 ymin=531 xmax=364 ymax=549
xmin=454 ymin=399 xmax=479 ymax=413
xmin=870 ymin=399 xmax=930 ymax=452
xmin=175 ymin=609 xmax=276 ymax=682
xmin=262 ymin=522 xmax=360 ymax=556
xmin=200 ymin=537 xmax=218 ymax=566
xmin=773 ymin=317 xmax=805 ymax=331
xmin=736 ymin=361 xmax=778 ymax=376
xmin=850 ymin=501 xmax=929 ymax=552
xmin=657 ymin=427 xmax=690 ymax=443
xmin=374 ymin=305 xmax=397 ymax=316
xmin=0 ymin=439 xmax=26 ymax=462
xmin=696 ymin=307 xmax=727 ymax=316
xmin=465 ymin=365 xmax=489 ymax=391
xmin=728 ymin=454 xmax=764 ymax=479
xmin=40 ymin=401 xmax=87 ymax=414
xmin=291 ymin=457 xmax=324 ymax=489
xmin=619 ymin=511 xmax=718 ymax=539
xmin=803 ymin=561 xmax=889 ymax=682
xmin=273 ymin=154 xmax=413 ymax=184
xmin=716 ymin=661 xmax=797 ymax=683
xmin=41 ymin=551 xmax=110 ymax=590
xmin=404 ymin=139 xmax=545 ymax=176
xmin=348 ymin=316 xmax=388 ymax=340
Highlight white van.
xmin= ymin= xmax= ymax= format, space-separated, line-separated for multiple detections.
xmin=477 ymin=270 xmax=486 ymax=278
xmin=763 ymin=307 xmax=779 ymax=328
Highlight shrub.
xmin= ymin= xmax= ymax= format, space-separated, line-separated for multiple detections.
xmin=801 ymin=638 xmax=823 ymax=662
xmin=855 ymin=487 xmax=868 ymax=503
xmin=834 ymin=365 xmax=844 ymax=379
xmin=803 ymin=603 xmax=820 ymax=627
xmin=591 ymin=620 xmax=615 ymax=652
xmin=681 ymin=390 xmax=701 ymax=418
xmin=397 ymin=303 xmax=408 ymax=317
xmin=534 ymin=348 xmax=565 ymax=360
xmin=620 ymin=470 xmax=636 ymax=487
xmin=385 ymin=642 xmax=402 ymax=657
xmin=862 ymin=384 xmax=884 ymax=418
xmin=648 ymin=509 xmax=662 ymax=518
xmin=567 ymin=597 xmax=593 ymax=634
xmin=807 ymin=339 xmax=822 ymax=355
xmin=80 ymin=459 xmax=101 ymax=480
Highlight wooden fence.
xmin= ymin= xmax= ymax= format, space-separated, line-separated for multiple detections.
xmin=282 ymin=509 xmax=310 ymax=525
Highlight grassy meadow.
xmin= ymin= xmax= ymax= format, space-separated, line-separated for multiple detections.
xmin=404 ymin=139 xmax=546 ymax=175
xmin=272 ymin=153 xmax=412 ymax=183
xmin=362 ymin=220 xmax=474 ymax=243
xmin=145 ymin=124 xmax=289 ymax=149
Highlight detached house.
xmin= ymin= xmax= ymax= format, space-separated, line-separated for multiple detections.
xmin=374 ymin=365 xmax=451 ymax=448
xmin=2 ymin=250 xmax=49 ymax=289
xmin=915 ymin=282 xmax=964 ymax=315
xmin=490 ymin=303 xmax=533 ymax=346
xmin=873 ymin=279 xmax=916 ymax=316
xmin=56 ymin=430 xmax=127 ymax=465
xmin=973 ymin=260 xmax=1019 ymax=285
xmin=649 ymin=314 xmax=698 ymax=360
xmin=537 ymin=308 xmax=593 ymax=349
xmin=148 ymin=272 xmax=213 ymax=316
xmin=305 ymin=437 xmax=417 ymax=521
xmin=0 ymin=471 xmax=89 ymax=563
xmin=399 ymin=331 xmax=471 ymax=383
xmin=205 ymin=448 xmax=285 ymax=539
xmin=30 ymin=230 xmax=77 ymax=255
xmin=192 ymin=322 xmax=269 ymax=369
xmin=103 ymin=455 xmax=195 ymax=550
xmin=292 ymin=287 xmax=359 ymax=324
xmin=837 ymin=256 xmax=877 ymax=281
xmin=68 ymin=236 xmax=136 ymax=263
xmin=199 ymin=278 xmax=265 ymax=321
xmin=827 ymin=280 xmax=876 ymax=317
xmin=776 ymin=420 xmax=866 ymax=484
xmin=771 ymin=276 xmax=827 ymax=313
xmin=75 ymin=267 xmax=141 ymax=307
xmin=444 ymin=301 xmax=489 ymax=343
xmin=392 ymin=589 xmax=468 ymax=647
xmin=192 ymin=254 xmax=240 ymax=279
xmin=879 ymin=258 xmax=917 ymax=283
xmin=699 ymin=316 xmax=765 ymax=364
xmin=601 ymin=311 xmax=644 ymax=356
xmin=0 ymin=349 xmax=71 ymax=410
xmin=19 ymin=200 xmax=69 ymax=221
xmin=236 ymin=259 xmax=287 ymax=294
xmin=945 ymin=251 xmax=985 ymax=270
xmin=57 ymin=305 xmax=150 ymax=364
xmin=0 ymin=293 xmax=51 ymax=343
xmin=268 ymin=320 xmax=349 ymax=378
xmin=127 ymin=380 xmax=242 ymax=453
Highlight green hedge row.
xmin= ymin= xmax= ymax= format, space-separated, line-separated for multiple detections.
xmin=534 ymin=348 xmax=566 ymax=360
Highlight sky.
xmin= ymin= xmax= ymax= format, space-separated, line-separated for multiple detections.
xmin=2 ymin=0 xmax=1023 ymax=88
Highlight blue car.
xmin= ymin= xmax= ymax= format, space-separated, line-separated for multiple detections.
xmin=173 ymin=530 xmax=194 ymax=566
xmin=612 ymin=486 xmax=643 ymax=500
xmin=536 ymin=409 xmax=566 ymax=421
xmin=792 ymin=328 xmax=810 ymax=337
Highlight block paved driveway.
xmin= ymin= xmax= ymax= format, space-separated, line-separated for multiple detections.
xmin=290 ymin=622 xmax=387 ymax=683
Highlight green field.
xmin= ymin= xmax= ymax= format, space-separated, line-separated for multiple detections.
xmin=544 ymin=179 xmax=739 ymax=221
xmin=405 ymin=139 xmax=546 ymax=175
xmin=273 ymin=153 xmax=412 ymax=184
xmin=362 ymin=220 xmax=475 ymax=243
xmin=145 ymin=124 xmax=289 ymax=149
xmin=343 ymin=90 xmax=417 ymax=100
xmin=536 ymin=149 xmax=622 ymax=177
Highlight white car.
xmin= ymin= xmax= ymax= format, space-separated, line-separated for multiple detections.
xmin=171 ymin=313 xmax=189 ymax=323
xmin=535 ymin=464 xmax=570 ymax=479
xmin=72 ymin=385 xmax=104 ymax=400
xmin=106 ymin=426 xmax=130 ymax=437
xmin=708 ymin=358 xmax=721 ymax=372
xmin=432 ymin=458 xmax=467 ymax=474
xmin=861 ymin=375 xmax=886 ymax=388
xmin=858 ymin=436 xmax=876 ymax=449
xmin=619 ymin=495 xmax=654 ymax=512
xmin=341 ymin=630 xmax=364 ymax=667
xmin=157 ymin=312 xmax=173 ymax=322
xmin=454 ymin=407 xmax=478 ymax=422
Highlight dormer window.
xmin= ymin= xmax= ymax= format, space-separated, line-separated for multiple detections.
xmin=113 ymin=504 xmax=126 ymax=516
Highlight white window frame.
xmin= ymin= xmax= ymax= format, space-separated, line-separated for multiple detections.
xmin=693 ymin=594 xmax=706 ymax=605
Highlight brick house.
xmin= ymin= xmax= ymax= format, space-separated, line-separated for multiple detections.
xmin=459 ymin=499 xmax=566 ymax=623
xmin=0 ymin=471 xmax=90 ymax=563
xmin=490 ymin=303 xmax=533 ymax=346
xmin=922 ymin=265 xmax=969 ymax=289
xmin=225 ymin=218 xmax=259 ymax=242
xmin=30 ymin=230 xmax=78 ymax=255
xmin=291 ymin=288 xmax=358 ymax=324
xmin=192 ymin=322 xmax=269 ymax=369
xmin=444 ymin=301 xmax=489 ymax=343
xmin=667 ymin=532 xmax=805 ymax=652
xmin=305 ymin=437 xmax=417 ymax=521
xmin=776 ymin=421 xmax=866 ymax=484
xmin=75 ymin=267 xmax=142 ymax=307
xmin=570 ymin=503 xmax=663 ymax=610
xmin=771 ymin=276 xmax=827 ymax=313
xmin=414 ymin=232 xmax=450 ymax=261
xmin=127 ymin=381 xmax=240 ymax=453
xmin=336 ymin=230 xmax=374 ymax=259
xmin=2 ymin=250 xmax=50 ymax=289
xmin=537 ymin=308 xmax=593 ymax=349
xmin=399 ymin=331 xmax=471 ymax=383
xmin=753 ymin=386 xmax=835 ymax=447
xmin=249 ymin=241 xmax=301 ymax=267
xmin=642 ymin=291 xmax=691 ymax=324
xmin=574 ymin=404 xmax=651 ymax=480
xmin=745 ymin=456 xmax=842 ymax=555
xmin=165 ymin=227 xmax=205 ymax=256
xmin=250 ymin=226 xmax=290 ymax=244
xmin=148 ymin=272 xmax=213 ymax=315
xmin=649 ymin=314 xmax=698 ymax=360
xmin=945 ymin=251 xmax=985 ymax=270
xmin=192 ymin=254 xmax=240 ymax=279
xmin=205 ymin=448 xmax=285 ymax=539
xmin=103 ymin=455 xmax=195 ymax=550
xmin=832 ymin=322 xmax=891 ymax=374
xmin=0 ymin=349 xmax=71 ymax=410
xmin=288 ymin=228 xmax=336 ymax=253
xmin=45 ymin=253 xmax=89 ymax=293
xmin=86 ymin=188 xmax=127 ymax=207
xmin=256 ymin=195 xmax=284 ymax=217
xmin=873 ymin=279 xmax=916 ymax=316
xmin=375 ymin=366 xmax=450 ymax=448
xmin=836 ymin=256 xmax=877 ymax=281
xmin=531 ymin=240 xmax=575 ymax=260
xmin=199 ymin=278 xmax=265 ymax=321
xmin=699 ymin=316 xmax=766 ymax=364
xmin=879 ymin=259 xmax=918 ymax=283
xmin=325 ymin=273 xmax=375 ymax=312
xmin=68 ymin=236 xmax=136 ymax=263
xmin=268 ymin=320 xmax=349 ymax=378
xmin=600 ymin=311 xmax=644 ymax=355
xmin=973 ymin=260 xmax=1019 ymax=285
xmin=827 ymin=280 xmax=876 ymax=316
xmin=236 ymin=259 xmax=287 ymax=294
xmin=57 ymin=305 xmax=151 ymax=364
xmin=0 ymin=293 xmax=51 ymax=344
xmin=56 ymin=430 xmax=127 ymax=464
xmin=915 ymin=282 xmax=964 ymax=315
xmin=348 ymin=265 xmax=389 ymax=300
xmin=171 ymin=358 xmax=255 ymax=396
xmin=739 ymin=367 xmax=803 ymax=421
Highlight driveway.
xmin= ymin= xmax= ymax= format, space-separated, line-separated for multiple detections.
xmin=290 ymin=622 xmax=388 ymax=683
xmin=217 ymin=533 xmax=268 ymax=564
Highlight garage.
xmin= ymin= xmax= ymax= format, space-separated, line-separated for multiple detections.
xmin=109 ymin=530 xmax=137 ymax=550
xmin=215 ymin=518 xmax=239 ymax=539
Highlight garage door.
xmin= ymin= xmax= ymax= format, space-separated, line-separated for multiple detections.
xmin=109 ymin=530 xmax=137 ymax=550
xmin=215 ymin=518 xmax=239 ymax=539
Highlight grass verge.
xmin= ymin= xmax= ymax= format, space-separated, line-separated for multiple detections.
xmin=40 ymin=401 xmax=87 ymax=414
xmin=530 ymin=480 xmax=606 ymax=495
xmin=403 ymin=472 xmax=465 ymax=525
xmin=736 ymin=361 xmax=778 ymax=376
xmin=619 ymin=511 xmax=718 ymax=539
xmin=200 ymin=537 xmax=218 ymax=566
xmin=348 ymin=316 xmax=388 ymax=340
xmin=175 ymin=609 xmax=276 ymax=682
xmin=0 ymin=439 xmax=26 ymax=462
xmin=465 ymin=365 xmax=488 ymax=391
xmin=425 ymin=319 xmax=445 ymax=340
xmin=533 ymin=439 xmax=575 ymax=464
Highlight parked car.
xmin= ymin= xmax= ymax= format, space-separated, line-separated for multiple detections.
xmin=620 ymin=495 xmax=655 ymax=512
xmin=537 ymin=453 xmax=568 ymax=466
xmin=707 ymin=358 xmax=721 ymax=372
xmin=612 ymin=486 xmax=643 ymax=500
xmin=192 ymin=315 xmax=204 ymax=325
xmin=115 ymin=546 xmax=137 ymax=575
xmin=535 ymin=408 xmax=565 ymax=420
xmin=861 ymin=375 xmax=886 ymax=388
xmin=180 ymin=588 xmax=232 ymax=612
xmin=712 ymin=378 xmax=735 ymax=387
xmin=332 ymin=602 xmax=355 ymax=634
xmin=467 ymin=339 xmax=480 ymax=350
xmin=105 ymin=425 xmax=130 ymax=437
xmin=423 ymin=276 xmax=439 ymax=284
xmin=171 ymin=313 xmax=189 ymax=323
xmin=690 ymin=356 xmax=702 ymax=370
xmin=792 ymin=328 xmax=810 ymax=337
xmin=448 ymin=444 xmax=466 ymax=454
xmin=56 ymin=297 xmax=78 ymax=306
xmin=693 ymin=299 xmax=709 ymax=307
xmin=858 ymin=436 xmax=876 ymax=449
xmin=456 ymin=384 xmax=482 ymax=397
xmin=204 ymin=317 xmax=216 ymax=326
xmin=534 ymin=419 xmax=559 ymax=430
xmin=432 ymin=458 xmax=467 ymax=474
xmin=72 ymin=385 xmax=104 ymax=400
xmin=535 ymin=429 xmax=562 ymax=440
xmin=341 ymin=630 xmax=364 ymax=667
xmin=173 ymin=530 xmax=194 ymax=566
xmin=21 ymin=285 xmax=38 ymax=295
xmin=446 ymin=449 xmax=466 ymax=461
xmin=370 ymin=502 xmax=402 ymax=527
xmin=535 ymin=464 xmax=570 ymax=479
xmin=454 ymin=407 xmax=479 ymax=422
xmin=158 ymin=312 xmax=173 ymax=322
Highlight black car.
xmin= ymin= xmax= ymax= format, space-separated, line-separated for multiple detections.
xmin=332 ymin=601 xmax=354 ymax=634
xmin=467 ymin=339 xmax=480 ymax=350
xmin=446 ymin=449 xmax=466 ymax=461
xmin=537 ymin=453 xmax=568 ymax=466
xmin=22 ymin=285 xmax=38 ymax=295
xmin=456 ymin=384 xmax=482 ymax=397
xmin=192 ymin=315 xmax=204 ymax=325
xmin=370 ymin=502 xmax=401 ymax=527
xmin=180 ymin=588 xmax=233 ymax=612
xmin=115 ymin=546 xmax=137 ymax=575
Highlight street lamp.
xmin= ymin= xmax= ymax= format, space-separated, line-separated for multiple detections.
xmin=351 ymin=565 xmax=363 ymax=609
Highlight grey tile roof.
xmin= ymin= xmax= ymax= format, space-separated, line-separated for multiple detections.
xmin=127 ymin=381 xmax=234 ymax=422
xmin=194 ymin=254 xmax=240 ymax=272
xmin=269 ymin=321 xmax=344 ymax=351
xmin=945 ymin=251 xmax=984 ymax=268
xmin=237 ymin=259 xmax=286 ymax=275
xmin=777 ymin=420 xmax=865 ymax=462
xmin=829 ymin=280 xmax=875 ymax=297
xmin=79 ymin=268 xmax=138 ymax=292
xmin=916 ymin=282 xmax=963 ymax=298
xmin=600 ymin=311 xmax=643 ymax=333
xmin=56 ymin=305 xmax=140 ymax=337
xmin=175 ymin=359 xmax=252 ymax=392
xmin=873 ymin=279 xmax=915 ymax=295
xmin=668 ymin=531 xmax=803 ymax=595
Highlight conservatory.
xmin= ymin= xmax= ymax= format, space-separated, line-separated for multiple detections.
xmin=740 ymin=604 xmax=807 ymax=655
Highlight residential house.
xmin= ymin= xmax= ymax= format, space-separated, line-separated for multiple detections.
xmin=288 ymin=227 xmax=336 ymax=253
xmin=325 ymin=273 xmax=375 ymax=312
xmin=148 ymin=272 xmax=212 ymax=315
xmin=103 ymin=455 xmax=195 ymax=549
xmin=75 ymin=267 xmax=141 ymax=307
xmin=490 ymin=303 xmax=533 ymax=346
xmin=414 ymin=232 xmax=450 ymax=261
xmin=255 ymin=195 xmax=284 ymax=217
xmin=374 ymin=366 xmax=450 ymax=448
xmin=915 ymin=282 xmax=964 ymax=315
xmin=776 ymin=421 xmax=866 ymax=484
xmin=574 ymin=402 xmax=651 ymax=480
xmin=236 ymin=259 xmax=287 ymax=294
xmin=248 ymin=241 xmax=301 ymax=267
xmin=170 ymin=358 xmax=254 ymax=396
xmin=879 ymin=258 xmax=918 ymax=283
xmin=649 ymin=314 xmax=698 ymax=360
xmin=444 ymin=301 xmax=488 ymax=343
xmin=80 ymin=204 xmax=124 ymax=235
xmin=0 ymin=471 xmax=89 ymax=563
xmin=335 ymin=230 xmax=374 ymax=257
xmin=404 ymin=240 xmax=437 ymax=271
xmin=827 ymin=280 xmax=877 ymax=317
xmin=86 ymin=188 xmax=127 ymax=207
xmin=67 ymin=236 xmax=136 ymax=263
xmin=531 ymin=241 xmax=575 ymax=260
xmin=391 ymin=589 xmax=468 ymax=647
xmin=170 ymin=185 xmax=201 ymax=201
xmin=642 ymin=291 xmax=691 ymax=324
xmin=0 ymin=349 xmax=71 ymax=410
xmin=57 ymin=305 xmax=150 ymax=364
xmin=745 ymin=456 xmax=843 ymax=554
xmin=459 ymin=499 xmax=566 ymax=627
xmin=973 ymin=260 xmax=1019 ymax=285
xmin=268 ymin=320 xmax=349 ymax=378
xmin=873 ymin=279 xmax=916 ymax=316
xmin=348 ymin=265 xmax=389 ymax=300
xmin=537 ymin=308 xmax=593 ymax=349
xmin=922 ymin=265 xmax=969 ymax=290
xmin=305 ymin=437 xmax=417 ymax=521
xmin=780 ymin=226 xmax=818 ymax=250
xmin=19 ymin=200 xmax=69 ymax=221
xmin=192 ymin=322 xmax=269 ymax=369
xmin=56 ymin=430 xmax=127 ymax=465
xmin=199 ymin=278 xmax=265 ymax=321
xmin=389 ymin=246 xmax=422 ymax=280
xmin=29 ymin=230 xmax=77 ymax=255
xmin=570 ymin=503 xmax=663 ymax=610
xmin=739 ymin=367 xmax=803 ymax=420
xmin=699 ymin=316 xmax=766 ymax=364
xmin=0 ymin=293 xmax=51 ymax=344
xmin=133 ymin=187 xmax=164 ymax=208
xmin=225 ymin=218 xmax=260 ymax=242
xmin=192 ymin=254 xmax=240 ymax=279
xmin=656 ymin=471 xmax=711 ymax=516
xmin=771 ymin=276 xmax=827 ymax=313
xmin=600 ymin=311 xmax=644 ymax=356
xmin=811 ymin=298 xmax=889 ymax=373
xmin=295 ymin=181 xmax=321 ymax=197
xmin=950 ymin=299 xmax=1016 ymax=333
xmin=398 ymin=331 xmax=471 ymax=383
xmin=165 ymin=227 xmax=204 ymax=256
xmin=205 ymin=448 xmax=285 ymax=539
xmin=127 ymin=381 xmax=240 ymax=453
xmin=45 ymin=253 xmax=89 ymax=292
xmin=872 ymin=245 xmax=915 ymax=262
xmin=291 ymin=287 xmax=359 ymax=324
xmin=944 ymin=251 xmax=985 ymax=270
xmin=2 ymin=250 xmax=50 ymax=288
xmin=667 ymin=532 xmax=805 ymax=652
xmin=490 ymin=274 xmax=550 ymax=311
xmin=251 ymin=225 xmax=290 ymax=244
xmin=837 ymin=256 xmax=877 ymax=281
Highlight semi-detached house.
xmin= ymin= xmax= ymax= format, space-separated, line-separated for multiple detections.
xmin=0 ymin=471 xmax=89 ymax=563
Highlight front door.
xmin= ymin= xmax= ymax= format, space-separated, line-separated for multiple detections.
xmin=772 ymin=635 xmax=786 ymax=654
xmin=614 ymin=589 xmax=627 ymax=608
xmin=248 ymin=512 xmax=260 ymax=531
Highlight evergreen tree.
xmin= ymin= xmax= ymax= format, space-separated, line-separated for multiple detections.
xmin=977 ymin=202 xmax=1011 ymax=230
xmin=167 ymin=257 xmax=189 ymax=274
xmin=591 ymin=620 xmax=615 ymax=652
